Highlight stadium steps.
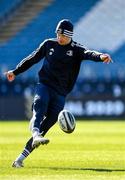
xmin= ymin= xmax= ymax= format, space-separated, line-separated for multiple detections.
xmin=74 ymin=0 xmax=124 ymax=52
xmin=0 ymin=0 xmax=53 ymax=44
xmin=0 ymin=0 xmax=22 ymax=18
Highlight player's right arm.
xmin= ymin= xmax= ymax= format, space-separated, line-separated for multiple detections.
xmin=4 ymin=40 xmax=47 ymax=81
xmin=4 ymin=70 xmax=15 ymax=82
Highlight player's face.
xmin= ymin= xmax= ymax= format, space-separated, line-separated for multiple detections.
xmin=57 ymin=33 xmax=71 ymax=45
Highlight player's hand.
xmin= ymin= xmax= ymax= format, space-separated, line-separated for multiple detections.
xmin=4 ymin=70 xmax=15 ymax=82
xmin=100 ymin=54 xmax=113 ymax=64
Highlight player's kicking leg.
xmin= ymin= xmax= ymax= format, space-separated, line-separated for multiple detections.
xmin=12 ymin=88 xmax=65 ymax=168
xmin=31 ymin=83 xmax=50 ymax=148
xmin=12 ymin=112 xmax=64 ymax=168
xmin=12 ymin=124 xmax=50 ymax=168
xmin=12 ymin=118 xmax=50 ymax=168
xmin=12 ymin=113 xmax=59 ymax=168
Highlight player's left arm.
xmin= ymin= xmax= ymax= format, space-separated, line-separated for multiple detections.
xmin=84 ymin=49 xmax=113 ymax=64
xmin=78 ymin=45 xmax=113 ymax=64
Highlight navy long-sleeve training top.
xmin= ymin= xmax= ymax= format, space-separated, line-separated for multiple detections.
xmin=13 ymin=38 xmax=102 ymax=96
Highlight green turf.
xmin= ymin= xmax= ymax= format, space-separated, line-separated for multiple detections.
xmin=0 ymin=120 xmax=125 ymax=180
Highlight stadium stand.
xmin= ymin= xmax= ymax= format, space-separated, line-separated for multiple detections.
xmin=74 ymin=0 xmax=125 ymax=78
xmin=0 ymin=0 xmax=53 ymax=44
xmin=0 ymin=0 xmax=100 ymax=74
xmin=0 ymin=0 xmax=124 ymax=79
xmin=0 ymin=0 xmax=22 ymax=19
xmin=0 ymin=0 xmax=125 ymax=109
xmin=0 ymin=0 xmax=124 ymax=77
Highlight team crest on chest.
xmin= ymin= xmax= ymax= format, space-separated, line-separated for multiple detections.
xmin=66 ymin=50 xmax=73 ymax=56
xmin=49 ymin=48 xmax=54 ymax=55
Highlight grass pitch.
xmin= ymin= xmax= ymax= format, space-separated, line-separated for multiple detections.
xmin=0 ymin=120 xmax=125 ymax=180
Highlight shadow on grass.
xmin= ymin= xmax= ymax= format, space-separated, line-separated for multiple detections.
xmin=32 ymin=166 xmax=125 ymax=172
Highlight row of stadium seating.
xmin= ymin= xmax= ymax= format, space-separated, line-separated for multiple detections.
xmin=0 ymin=0 xmax=23 ymax=19
xmin=74 ymin=0 xmax=125 ymax=77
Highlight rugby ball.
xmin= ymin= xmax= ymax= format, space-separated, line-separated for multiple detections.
xmin=58 ymin=109 xmax=76 ymax=133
